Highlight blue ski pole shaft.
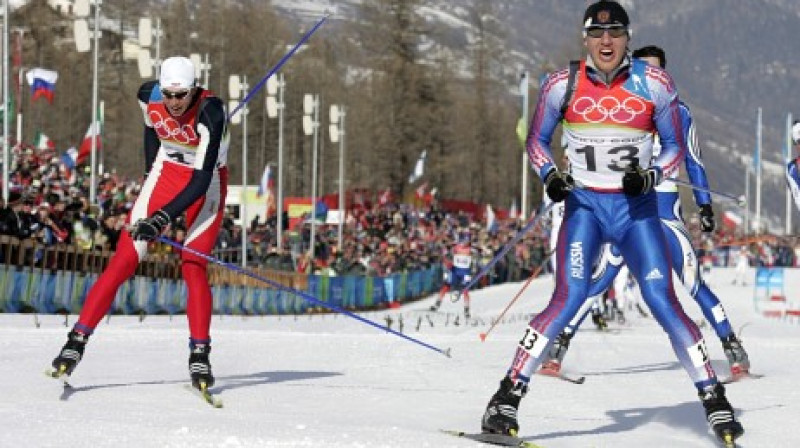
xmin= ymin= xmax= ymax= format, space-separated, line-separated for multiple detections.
xmin=227 ymin=14 xmax=329 ymax=121
xmin=666 ymin=178 xmax=746 ymax=207
xmin=156 ymin=236 xmax=451 ymax=358
xmin=458 ymin=201 xmax=554 ymax=297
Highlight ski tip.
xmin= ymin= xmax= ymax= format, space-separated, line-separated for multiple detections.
xmin=45 ymin=365 xmax=68 ymax=379
xmin=722 ymin=432 xmax=735 ymax=448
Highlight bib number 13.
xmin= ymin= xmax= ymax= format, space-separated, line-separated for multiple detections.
xmin=518 ymin=326 xmax=549 ymax=357
xmin=575 ymin=145 xmax=640 ymax=172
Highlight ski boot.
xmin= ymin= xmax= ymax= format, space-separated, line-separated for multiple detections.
xmin=540 ymin=331 xmax=572 ymax=375
xmin=482 ymin=376 xmax=527 ymax=436
xmin=722 ymin=334 xmax=750 ymax=376
xmin=188 ymin=342 xmax=215 ymax=390
xmin=51 ymin=330 xmax=89 ymax=376
xmin=464 ymin=306 xmax=471 ymax=320
xmin=591 ymin=309 xmax=608 ymax=331
xmin=699 ymin=383 xmax=744 ymax=446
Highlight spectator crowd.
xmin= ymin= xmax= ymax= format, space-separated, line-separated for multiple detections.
xmin=0 ymin=144 xmax=798 ymax=283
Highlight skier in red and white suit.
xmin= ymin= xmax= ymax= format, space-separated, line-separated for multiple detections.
xmin=51 ymin=56 xmax=230 ymax=390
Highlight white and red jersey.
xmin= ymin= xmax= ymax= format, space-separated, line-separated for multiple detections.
xmin=141 ymin=84 xmax=230 ymax=170
xmin=451 ymin=243 xmax=473 ymax=271
xmin=137 ymin=81 xmax=230 ymax=221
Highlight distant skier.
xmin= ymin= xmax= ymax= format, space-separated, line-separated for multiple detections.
xmin=429 ymin=232 xmax=475 ymax=318
xmin=732 ymin=246 xmax=751 ymax=286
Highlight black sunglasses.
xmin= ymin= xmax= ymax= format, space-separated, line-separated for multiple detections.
xmin=585 ymin=26 xmax=628 ymax=38
xmin=161 ymin=89 xmax=190 ymax=100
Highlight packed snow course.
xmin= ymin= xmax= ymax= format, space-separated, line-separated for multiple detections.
xmin=2 ymin=267 xmax=798 ymax=447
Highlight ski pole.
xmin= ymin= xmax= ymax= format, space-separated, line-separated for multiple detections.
xmin=479 ymin=251 xmax=552 ymax=342
xmin=666 ymin=178 xmax=746 ymax=207
xmin=227 ymin=14 xmax=329 ymax=121
xmin=457 ymin=201 xmax=554 ymax=300
xmin=156 ymin=236 xmax=452 ymax=358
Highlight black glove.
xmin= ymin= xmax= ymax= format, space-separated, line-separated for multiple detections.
xmin=622 ymin=163 xmax=658 ymax=196
xmin=698 ymin=204 xmax=715 ymax=233
xmin=131 ymin=210 xmax=170 ymax=241
xmin=544 ymin=169 xmax=574 ymax=203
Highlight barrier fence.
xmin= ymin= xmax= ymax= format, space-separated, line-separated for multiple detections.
xmin=0 ymin=236 xmax=442 ymax=315
xmin=753 ymin=266 xmax=800 ymax=321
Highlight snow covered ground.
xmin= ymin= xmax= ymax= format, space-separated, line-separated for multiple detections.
xmin=2 ymin=267 xmax=799 ymax=448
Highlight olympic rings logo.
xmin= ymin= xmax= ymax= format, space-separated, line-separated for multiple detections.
xmin=148 ymin=109 xmax=198 ymax=144
xmin=571 ymin=96 xmax=647 ymax=124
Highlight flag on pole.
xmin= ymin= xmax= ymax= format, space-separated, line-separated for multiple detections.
xmin=0 ymin=92 xmax=14 ymax=124
xmin=408 ymin=150 xmax=427 ymax=184
xmin=77 ymin=120 xmax=102 ymax=165
xmin=378 ymin=188 xmax=393 ymax=206
xmin=509 ymin=199 xmax=518 ymax=219
xmin=60 ymin=147 xmax=78 ymax=183
xmin=486 ymin=204 xmax=498 ymax=233
xmin=516 ymin=117 xmax=527 ymax=148
xmin=257 ymin=164 xmax=276 ymax=217
xmin=257 ymin=165 xmax=274 ymax=197
xmin=25 ymin=68 xmax=58 ymax=103
xmin=34 ymin=131 xmax=55 ymax=152
xmin=415 ymin=181 xmax=428 ymax=200
xmin=722 ymin=210 xmax=743 ymax=229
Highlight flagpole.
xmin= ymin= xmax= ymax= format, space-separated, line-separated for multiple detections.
xmin=97 ymin=100 xmax=104 ymax=174
xmin=755 ymin=107 xmax=762 ymax=233
xmin=88 ymin=0 xmax=100 ymax=205
xmin=241 ymin=75 xmax=249 ymax=268
xmin=744 ymin=164 xmax=750 ymax=234
xmin=519 ymin=71 xmax=529 ymax=219
xmin=336 ymin=105 xmax=345 ymax=251
xmin=786 ymin=112 xmax=793 ymax=235
xmin=2 ymin=0 xmax=9 ymax=205
xmin=276 ymin=73 xmax=285 ymax=251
